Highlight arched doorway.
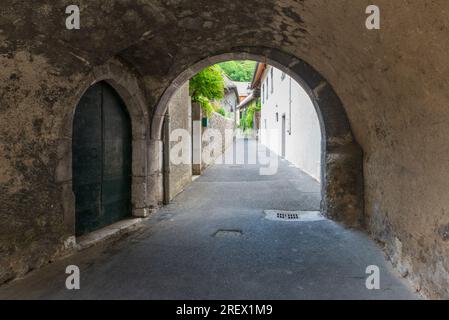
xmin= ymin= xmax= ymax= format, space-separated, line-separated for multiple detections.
xmin=149 ymin=48 xmax=364 ymax=227
xmin=72 ymin=81 xmax=132 ymax=236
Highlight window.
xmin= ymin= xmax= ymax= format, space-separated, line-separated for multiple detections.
xmin=271 ymin=68 xmax=274 ymax=93
xmin=262 ymin=83 xmax=265 ymax=103
xmin=275 ymin=112 xmax=279 ymax=122
xmin=266 ymin=78 xmax=269 ymax=100
xmin=264 ymin=119 xmax=267 ymax=129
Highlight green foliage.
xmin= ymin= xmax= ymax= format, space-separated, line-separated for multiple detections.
xmin=218 ymin=60 xmax=257 ymax=82
xmin=217 ymin=107 xmax=226 ymax=117
xmin=190 ymin=65 xmax=225 ymax=117
xmin=239 ymin=100 xmax=259 ymax=131
xmin=189 ymin=62 xmax=256 ymax=119
xmin=190 ymin=65 xmax=225 ymax=102
xmin=255 ymin=98 xmax=262 ymax=111
xmin=246 ymin=105 xmax=255 ymax=129
xmin=195 ymin=95 xmax=215 ymax=117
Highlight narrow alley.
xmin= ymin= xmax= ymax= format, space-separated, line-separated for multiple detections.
xmin=0 ymin=139 xmax=417 ymax=300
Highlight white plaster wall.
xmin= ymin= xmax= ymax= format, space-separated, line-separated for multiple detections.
xmin=260 ymin=66 xmax=322 ymax=182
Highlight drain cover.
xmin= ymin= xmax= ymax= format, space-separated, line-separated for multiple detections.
xmin=213 ymin=229 xmax=243 ymax=238
xmin=276 ymin=212 xmax=299 ymax=220
xmin=264 ymin=210 xmax=325 ymax=222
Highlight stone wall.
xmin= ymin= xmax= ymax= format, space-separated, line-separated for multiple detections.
xmin=202 ymin=112 xmax=235 ymax=170
xmin=1 ymin=0 xmax=449 ymax=298
xmin=0 ymin=57 xmax=152 ymax=284
xmin=166 ymin=83 xmax=192 ymax=201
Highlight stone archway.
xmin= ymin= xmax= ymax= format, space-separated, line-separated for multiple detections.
xmin=56 ymin=59 xmax=150 ymax=238
xmin=149 ymin=48 xmax=364 ymax=227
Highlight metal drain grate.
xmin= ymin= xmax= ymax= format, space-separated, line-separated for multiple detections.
xmin=276 ymin=212 xmax=300 ymax=220
xmin=264 ymin=210 xmax=325 ymax=222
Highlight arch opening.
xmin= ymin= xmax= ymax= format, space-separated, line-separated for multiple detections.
xmin=73 ymin=81 xmax=132 ymax=236
xmin=56 ymin=59 xmax=151 ymax=239
xmin=150 ymin=48 xmax=364 ymax=227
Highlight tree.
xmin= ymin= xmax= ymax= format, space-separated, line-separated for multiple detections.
xmin=218 ymin=60 xmax=256 ymax=82
xmin=189 ymin=65 xmax=225 ymax=117
xmin=190 ymin=65 xmax=224 ymax=102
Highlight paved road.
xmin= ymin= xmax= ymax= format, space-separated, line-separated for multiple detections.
xmin=0 ymin=139 xmax=418 ymax=299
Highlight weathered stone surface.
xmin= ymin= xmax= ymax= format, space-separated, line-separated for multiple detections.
xmin=166 ymin=82 xmax=192 ymax=200
xmin=131 ymin=176 xmax=148 ymax=210
xmin=202 ymin=112 xmax=235 ymax=170
xmin=0 ymin=0 xmax=449 ymax=298
xmin=323 ymin=144 xmax=364 ymax=227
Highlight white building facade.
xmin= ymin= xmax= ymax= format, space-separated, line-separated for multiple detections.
xmin=259 ymin=66 xmax=322 ymax=182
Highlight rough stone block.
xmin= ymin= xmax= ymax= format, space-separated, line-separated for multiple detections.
xmin=132 ymin=139 xmax=147 ymax=177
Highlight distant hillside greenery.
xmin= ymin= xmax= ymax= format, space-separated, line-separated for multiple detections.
xmin=218 ymin=60 xmax=257 ymax=82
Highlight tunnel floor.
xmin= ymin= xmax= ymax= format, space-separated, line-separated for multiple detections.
xmin=0 ymin=139 xmax=418 ymax=299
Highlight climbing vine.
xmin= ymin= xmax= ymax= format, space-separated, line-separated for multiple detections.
xmin=240 ymin=99 xmax=261 ymax=131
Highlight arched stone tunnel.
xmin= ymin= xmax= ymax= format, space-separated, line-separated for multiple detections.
xmin=0 ymin=0 xmax=449 ymax=298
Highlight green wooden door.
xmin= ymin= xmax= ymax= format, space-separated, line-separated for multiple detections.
xmin=73 ymin=82 xmax=132 ymax=237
